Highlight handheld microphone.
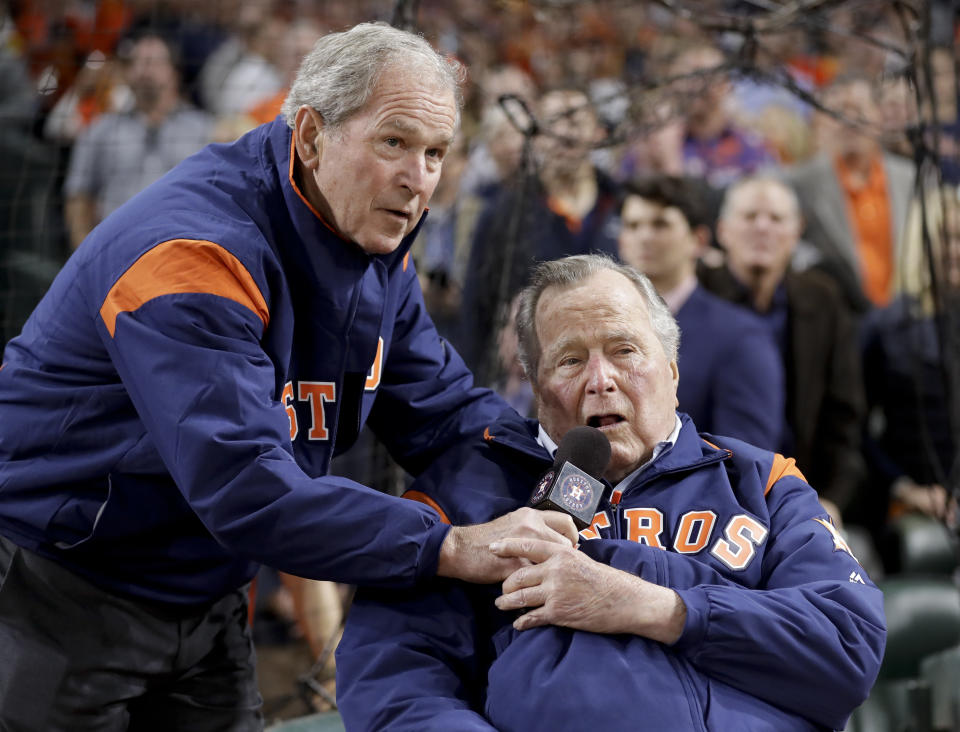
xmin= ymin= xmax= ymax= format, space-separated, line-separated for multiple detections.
xmin=530 ymin=426 xmax=611 ymax=529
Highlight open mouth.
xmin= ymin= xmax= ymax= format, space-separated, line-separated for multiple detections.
xmin=586 ymin=414 xmax=625 ymax=429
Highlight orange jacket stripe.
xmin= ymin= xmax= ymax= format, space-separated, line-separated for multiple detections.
xmin=403 ymin=489 xmax=451 ymax=525
xmin=100 ymin=239 xmax=270 ymax=337
xmin=765 ymin=453 xmax=807 ymax=496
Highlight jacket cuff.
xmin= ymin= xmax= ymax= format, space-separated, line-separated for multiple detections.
xmin=671 ymin=586 xmax=710 ymax=650
xmin=417 ymin=521 xmax=452 ymax=582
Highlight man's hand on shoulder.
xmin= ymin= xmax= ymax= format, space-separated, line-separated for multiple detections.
xmin=436 ymin=508 xmax=579 ymax=584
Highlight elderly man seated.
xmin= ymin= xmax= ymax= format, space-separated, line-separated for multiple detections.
xmin=336 ymin=255 xmax=886 ymax=732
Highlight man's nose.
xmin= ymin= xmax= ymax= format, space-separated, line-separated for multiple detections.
xmin=400 ymin=154 xmax=430 ymax=196
xmin=584 ymin=355 xmax=616 ymax=393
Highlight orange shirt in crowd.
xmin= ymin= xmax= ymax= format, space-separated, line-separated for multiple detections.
xmin=835 ymin=155 xmax=893 ymax=307
xmin=247 ymin=90 xmax=287 ymax=126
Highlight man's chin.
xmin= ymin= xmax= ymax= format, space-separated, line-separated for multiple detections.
xmin=354 ymin=234 xmax=405 ymax=256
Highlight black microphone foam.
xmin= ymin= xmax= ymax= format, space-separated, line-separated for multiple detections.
xmin=530 ymin=426 xmax=612 ymax=529
xmin=553 ymin=426 xmax=612 ymax=480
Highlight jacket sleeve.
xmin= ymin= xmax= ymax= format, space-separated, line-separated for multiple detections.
xmin=366 ymin=257 xmax=508 ymax=477
xmin=99 ymin=254 xmax=449 ymax=588
xmin=336 ymin=582 xmax=499 ymax=731
xmin=709 ymin=319 xmax=785 ymax=451
xmin=585 ymin=475 xmax=884 ymax=730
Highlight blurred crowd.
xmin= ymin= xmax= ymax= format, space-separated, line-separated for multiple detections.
xmin=1 ymin=0 xmax=959 ymax=717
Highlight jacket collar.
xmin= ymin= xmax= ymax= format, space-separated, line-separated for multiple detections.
xmin=480 ymin=410 xmax=732 ymax=480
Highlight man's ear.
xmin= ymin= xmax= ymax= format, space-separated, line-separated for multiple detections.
xmin=294 ymin=106 xmax=324 ymax=170
xmin=692 ymin=224 xmax=711 ymax=256
xmin=670 ymin=360 xmax=679 ymax=408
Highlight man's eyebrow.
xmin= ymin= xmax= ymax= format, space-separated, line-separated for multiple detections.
xmin=544 ymin=328 xmax=637 ymax=359
xmin=543 ymin=335 xmax=579 ymax=361
xmin=382 ymin=117 xmax=454 ymax=146
xmin=384 ymin=117 xmax=419 ymax=134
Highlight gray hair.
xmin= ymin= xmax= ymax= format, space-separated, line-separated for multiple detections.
xmin=281 ymin=22 xmax=465 ymax=131
xmin=515 ymin=254 xmax=680 ymax=384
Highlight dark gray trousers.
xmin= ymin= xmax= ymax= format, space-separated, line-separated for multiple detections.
xmin=0 ymin=535 xmax=263 ymax=731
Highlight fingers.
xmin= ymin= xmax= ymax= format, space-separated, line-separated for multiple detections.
xmin=489 ymin=537 xmax=569 ymax=565
xmin=500 ymin=562 xmax=543 ymax=595
xmin=538 ymin=511 xmax=581 ymax=547
xmin=500 ymin=507 xmax=578 ymax=548
xmin=495 ymin=583 xmax=546 ymax=613
xmin=513 ymin=609 xmax=549 ymax=631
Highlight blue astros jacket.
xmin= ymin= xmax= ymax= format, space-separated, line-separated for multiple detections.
xmin=337 ymin=411 xmax=886 ymax=732
xmin=0 ymin=118 xmax=505 ymax=605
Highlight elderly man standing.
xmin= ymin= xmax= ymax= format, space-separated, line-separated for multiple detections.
xmin=701 ymin=176 xmax=867 ymax=526
xmin=337 ymin=255 xmax=886 ymax=732
xmin=0 ymin=23 xmax=576 ymax=730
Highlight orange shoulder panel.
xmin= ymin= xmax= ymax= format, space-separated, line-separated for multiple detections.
xmin=99 ymin=239 xmax=269 ymax=337
xmin=765 ymin=453 xmax=807 ymax=496
xmin=402 ymin=489 xmax=451 ymax=525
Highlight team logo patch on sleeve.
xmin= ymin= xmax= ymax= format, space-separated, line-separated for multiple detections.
xmin=813 ymin=518 xmax=860 ymax=564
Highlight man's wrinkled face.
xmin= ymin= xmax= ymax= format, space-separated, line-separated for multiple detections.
xmin=533 ymin=269 xmax=679 ymax=483
xmin=718 ymin=181 xmax=802 ymax=279
xmin=618 ymin=196 xmax=699 ymax=286
xmin=308 ymin=65 xmax=456 ymax=255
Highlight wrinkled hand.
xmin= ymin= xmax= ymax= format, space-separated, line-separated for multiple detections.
xmin=437 ymin=508 xmax=579 ymax=585
xmin=491 ymin=538 xmax=686 ymax=643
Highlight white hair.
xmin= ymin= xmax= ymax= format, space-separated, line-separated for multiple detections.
xmin=281 ymin=22 xmax=465 ymax=130
xmin=516 ymin=254 xmax=680 ymax=384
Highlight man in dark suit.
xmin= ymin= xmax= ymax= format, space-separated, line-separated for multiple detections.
xmin=700 ymin=176 xmax=866 ymax=525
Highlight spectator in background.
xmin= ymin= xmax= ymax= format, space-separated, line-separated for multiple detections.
xmin=43 ymin=49 xmax=131 ymax=144
xmin=212 ymin=18 xmax=324 ymax=141
xmin=409 ymin=133 xmax=478 ymax=340
xmin=669 ymin=44 xmax=777 ymax=188
xmin=214 ymin=16 xmax=285 ymax=119
xmin=63 ymin=32 xmax=211 ymax=249
xmin=0 ymin=45 xmax=65 ymax=344
xmin=876 ymin=72 xmax=917 ymax=159
xmin=729 ymin=27 xmax=815 ymax=166
xmin=859 ymin=187 xmax=960 ymax=557
xmin=245 ymin=19 xmax=324 ymax=126
xmin=458 ymin=63 xmax=538 ymax=198
xmin=701 ymin=176 xmax=866 ymax=526
xmin=459 ymin=88 xmax=620 ymax=381
xmin=196 ymin=0 xmax=273 ymax=114
xmin=785 ymin=75 xmax=914 ymax=313
xmin=617 ymin=176 xmax=785 ymax=449
xmin=922 ymin=46 xmax=960 ymax=186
